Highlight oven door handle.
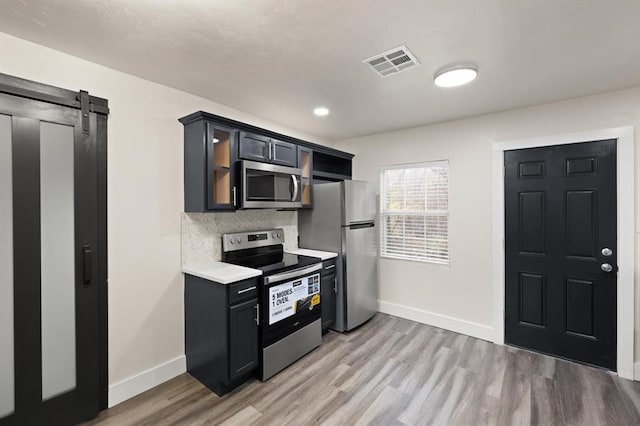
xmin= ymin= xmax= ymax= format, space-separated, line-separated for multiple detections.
xmin=264 ymin=263 xmax=322 ymax=284
xmin=291 ymin=174 xmax=299 ymax=202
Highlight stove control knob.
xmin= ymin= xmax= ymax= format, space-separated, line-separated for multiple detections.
xmin=272 ymin=233 xmax=276 ymax=238
xmin=229 ymin=239 xmax=235 ymax=245
xmin=277 ymin=232 xmax=282 ymax=238
xmin=235 ymin=238 xmax=242 ymax=244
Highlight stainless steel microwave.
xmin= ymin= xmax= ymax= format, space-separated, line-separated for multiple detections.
xmin=240 ymin=160 xmax=303 ymax=209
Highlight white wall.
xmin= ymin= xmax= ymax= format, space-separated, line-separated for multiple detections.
xmin=0 ymin=31 xmax=332 ymax=394
xmin=336 ymin=86 xmax=640 ymax=360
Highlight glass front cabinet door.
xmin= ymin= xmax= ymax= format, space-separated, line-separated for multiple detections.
xmin=206 ymin=123 xmax=237 ymax=210
xmin=298 ymin=146 xmax=313 ymax=208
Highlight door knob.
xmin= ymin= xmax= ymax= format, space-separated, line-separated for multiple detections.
xmin=601 ymin=247 xmax=613 ymax=257
xmin=601 ymin=263 xmax=613 ymax=273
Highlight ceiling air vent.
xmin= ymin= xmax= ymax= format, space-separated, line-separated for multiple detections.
xmin=363 ymin=45 xmax=420 ymax=78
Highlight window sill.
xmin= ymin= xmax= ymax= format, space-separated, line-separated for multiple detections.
xmin=379 ymin=254 xmax=450 ymax=268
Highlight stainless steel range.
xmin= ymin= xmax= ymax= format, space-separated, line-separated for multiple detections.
xmin=222 ymin=229 xmax=322 ymax=380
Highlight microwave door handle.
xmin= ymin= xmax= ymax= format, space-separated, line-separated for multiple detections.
xmin=291 ymin=174 xmax=299 ymax=202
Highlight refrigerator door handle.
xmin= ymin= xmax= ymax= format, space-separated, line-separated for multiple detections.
xmin=349 ymin=221 xmax=375 ymax=230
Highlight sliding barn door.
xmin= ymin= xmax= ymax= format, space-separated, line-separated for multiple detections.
xmin=0 ymin=78 xmax=107 ymax=425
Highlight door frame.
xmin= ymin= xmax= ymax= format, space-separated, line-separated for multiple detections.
xmin=491 ymin=127 xmax=635 ymax=380
xmin=0 ymin=72 xmax=109 ymax=409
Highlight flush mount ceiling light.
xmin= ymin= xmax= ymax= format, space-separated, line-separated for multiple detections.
xmin=434 ymin=65 xmax=478 ymax=88
xmin=313 ymin=107 xmax=330 ymax=117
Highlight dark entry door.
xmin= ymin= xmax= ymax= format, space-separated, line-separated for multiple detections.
xmin=0 ymin=77 xmax=107 ymax=425
xmin=505 ymin=140 xmax=617 ymax=370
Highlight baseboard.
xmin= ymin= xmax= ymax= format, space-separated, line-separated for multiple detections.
xmin=633 ymin=362 xmax=640 ymax=381
xmin=108 ymin=355 xmax=186 ymax=408
xmin=378 ymin=300 xmax=495 ymax=342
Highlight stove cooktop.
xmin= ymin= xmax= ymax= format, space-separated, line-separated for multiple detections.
xmin=224 ymin=251 xmax=321 ymax=275
xmin=221 ymin=230 xmax=322 ymax=275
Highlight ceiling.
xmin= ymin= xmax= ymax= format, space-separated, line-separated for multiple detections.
xmin=2 ymin=1 xmax=640 ymax=141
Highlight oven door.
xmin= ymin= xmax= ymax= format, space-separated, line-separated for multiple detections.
xmin=241 ymin=160 xmax=303 ymax=209
xmin=261 ymin=263 xmax=322 ymax=347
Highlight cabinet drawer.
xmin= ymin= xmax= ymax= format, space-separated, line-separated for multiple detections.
xmin=322 ymin=260 xmax=337 ymax=273
xmin=229 ymin=278 xmax=259 ymax=304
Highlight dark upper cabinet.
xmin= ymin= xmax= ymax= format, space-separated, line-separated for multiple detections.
xmin=207 ymin=123 xmax=237 ymax=210
xmin=270 ymin=139 xmax=297 ymax=167
xmin=320 ymin=259 xmax=337 ymax=333
xmin=183 ymin=119 xmax=237 ymax=212
xmin=298 ymin=146 xmax=313 ymax=208
xmin=229 ymin=298 xmax=259 ymax=381
xmin=239 ymin=132 xmax=297 ymax=167
xmin=179 ymin=111 xmax=353 ymax=212
xmin=238 ymin=131 xmax=271 ymax=163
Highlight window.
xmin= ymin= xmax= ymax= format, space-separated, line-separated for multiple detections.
xmin=380 ymin=161 xmax=449 ymax=264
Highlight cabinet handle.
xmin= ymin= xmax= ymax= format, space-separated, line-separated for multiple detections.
xmin=83 ymin=244 xmax=92 ymax=285
xmin=291 ymin=175 xmax=299 ymax=202
xmin=255 ymin=304 xmax=260 ymax=325
xmin=232 ymin=186 xmax=237 ymax=207
xmin=272 ymin=143 xmax=277 ymax=160
xmin=324 ymin=264 xmax=336 ymax=270
xmin=334 ymin=277 xmax=337 ymax=293
xmin=237 ymin=286 xmax=256 ymax=294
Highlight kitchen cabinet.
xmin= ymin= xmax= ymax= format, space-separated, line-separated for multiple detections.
xmin=298 ymin=146 xmax=313 ymax=208
xmin=270 ymin=138 xmax=297 ymax=167
xmin=182 ymin=118 xmax=237 ymax=212
xmin=239 ymin=132 xmax=297 ymax=167
xmin=229 ymin=298 xmax=259 ymax=380
xmin=179 ymin=111 xmax=354 ymax=212
xmin=312 ymin=151 xmax=352 ymax=184
xmin=238 ymin=131 xmax=271 ymax=163
xmin=184 ymin=275 xmax=259 ymax=396
xmin=320 ymin=259 xmax=337 ymax=333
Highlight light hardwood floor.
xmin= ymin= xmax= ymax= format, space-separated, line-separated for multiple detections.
xmin=90 ymin=314 xmax=640 ymax=425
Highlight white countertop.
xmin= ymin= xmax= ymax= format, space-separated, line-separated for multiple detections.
xmin=287 ymin=248 xmax=338 ymax=260
xmin=182 ymin=261 xmax=262 ymax=284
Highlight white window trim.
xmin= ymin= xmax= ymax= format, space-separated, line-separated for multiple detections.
xmin=379 ymin=160 xmax=450 ymax=265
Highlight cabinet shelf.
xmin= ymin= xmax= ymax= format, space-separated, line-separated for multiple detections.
xmin=312 ymin=170 xmax=352 ymax=181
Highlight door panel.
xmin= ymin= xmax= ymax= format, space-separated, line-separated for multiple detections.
xmin=228 ymin=299 xmax=258 ymax=381
xmin=519 ymin=192 xmax=545 ymax=254
xmin=12 ymin=116 xmax=43 ymax=409
xmin=519 ymin=272 xmax=545 ymax=327
xmin=505 ymin=139 xmax=616 ymax=370
xmin=40 ymin=122 xmax=77 ymax=400
xmin=1 ymin=100 xmax=101 ymax=424
xmin=565 ymin=277 xmax=597 ymax=337
xmin=0 ymin=114 xmax=14 ymax=418
xmin=270 ymin=139 xmax=297 ymax=167
xmin=566 ymin=190 xmax=597 ymax=258
xmin=320 ymin=273 xmax=336 ymax=332
xmin=238 ymin=132 xmax=269 ymax=162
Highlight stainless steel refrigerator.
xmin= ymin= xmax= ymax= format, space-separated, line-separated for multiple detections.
xmin=298 ymin=180 xmax=378 ymax=332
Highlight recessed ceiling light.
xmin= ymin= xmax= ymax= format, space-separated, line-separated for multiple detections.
xmin=434 ymin=66 xmax=478 ymax=88
xmin=313 ymin=107 xmax=330 ymax=117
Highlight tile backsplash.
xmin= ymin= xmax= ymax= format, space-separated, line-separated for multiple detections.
xmin=181 ymin=210 xmax=298 ymax=265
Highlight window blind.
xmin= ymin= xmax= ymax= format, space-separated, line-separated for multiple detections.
xmin=380 ymin=161 xmax=449 ymax=264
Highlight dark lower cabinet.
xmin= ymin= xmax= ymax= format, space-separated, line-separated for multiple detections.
xmin=320 ymin=259 xmax=337 ymax=333
xmin=229 ymin=298 xmax=259 ymax=381
xmin=185 ymin=275 xmax=259 ymax=396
